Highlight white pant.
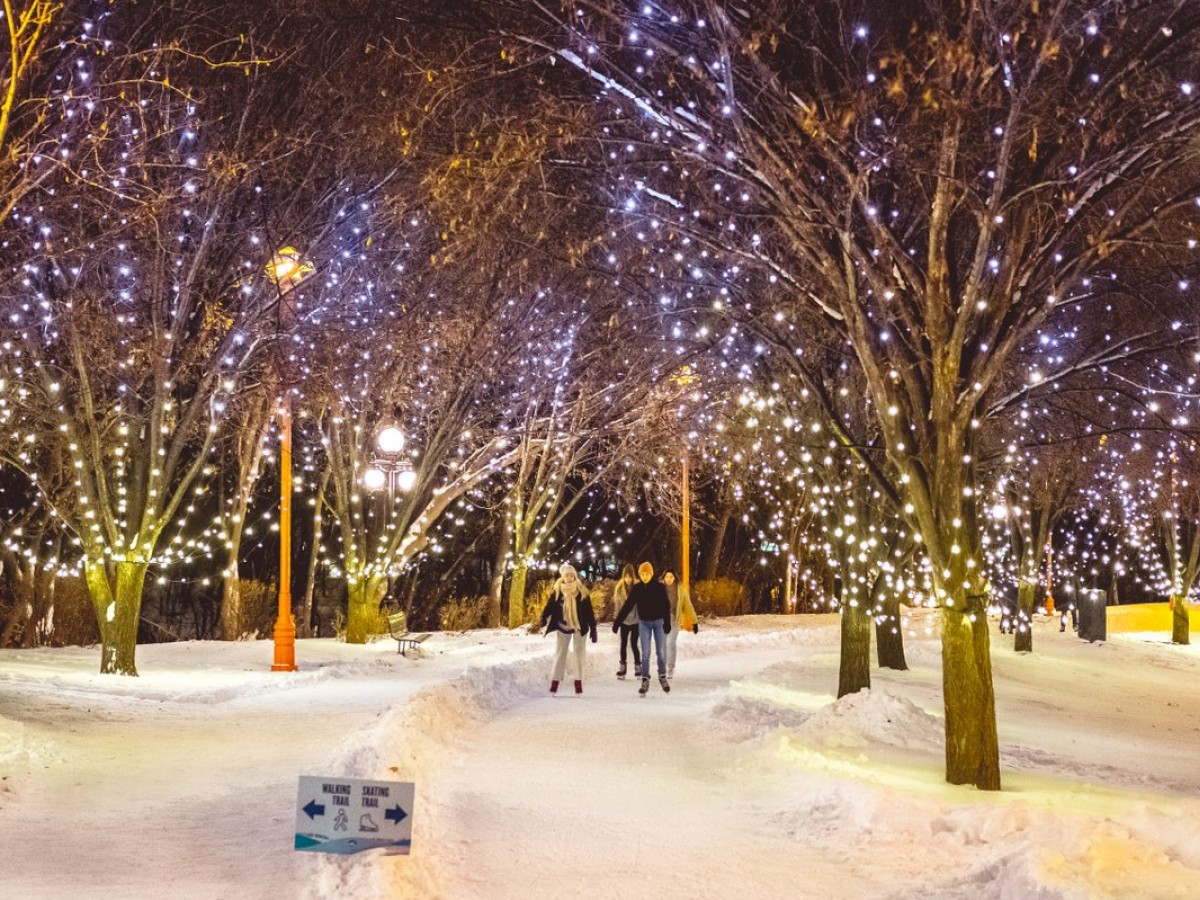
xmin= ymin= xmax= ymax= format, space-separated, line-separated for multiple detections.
xmin=552 ymin=631 xmax=587 ymax=682
xmin=666 ymin=625 xmax=680 ymax=673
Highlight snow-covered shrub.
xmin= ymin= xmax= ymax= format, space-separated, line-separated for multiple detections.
xmin=693 ymin=578 xmax=749 ymax=617
xmin=235 ymin=579 xmax=279 ymax=640
xmin=590 ymin=578 xmax=617 ymax=620
xmin=439 ymin=594 xmax=489 ymax=632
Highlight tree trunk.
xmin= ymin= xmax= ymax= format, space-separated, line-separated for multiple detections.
xmin=838 ymin=598 xmax=871 ymax=697
xmin=32 ymin=532 xmax=63 ymax=646
xmin=702 ymin=500 xmax=734 ymax=581
xmin=220 ymin=550 xmax=244 ymax=641
xmin=874 ymin=587 xmax=907 ymax=671
xmin=86 ymin=560 xmax=149 ymax=676
xmin=488 ymin=513 xmax=512 ymax=628
xmin=1014 ymin=579 xmax=1036 ymax=653
xmin=507 ymin=562 xmax=530 ymax=629
xmin=0 ymin=572 xmax=31 ymax=648
xmin=1171 ymin=595 xmax=1190 ymax=645
xmin=345 ymin=573 xmax=387 ymax=644
xmin=300 ymin=465 xmax=331 ymax=638
xmin=940 ymin=595 xmax=1001 ymax=789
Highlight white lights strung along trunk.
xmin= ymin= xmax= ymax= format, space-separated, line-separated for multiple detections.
xmin=502 ymin=0 xmax=1200 ymax=788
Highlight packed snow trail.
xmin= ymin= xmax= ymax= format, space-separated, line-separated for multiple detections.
xmin=0 ymin=638 xmax=541 ymax=899
xmin=319 ymin=618 xmax=1200 ymax=900
xmin=6 ymin=616 xmax=1200 ymax=899
xmin=401 ymin=639 xmax=882 ymax=899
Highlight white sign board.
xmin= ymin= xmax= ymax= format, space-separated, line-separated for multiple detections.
xmin=294 ymin=775 xmax=414 ymax=855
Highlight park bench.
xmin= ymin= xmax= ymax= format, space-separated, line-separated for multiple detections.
xmin=386 ymin=611 xmax=431 ymax=658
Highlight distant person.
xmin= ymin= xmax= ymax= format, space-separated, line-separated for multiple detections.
xmin=610 ymin=563 xmax=641 ymax=679
xmin=615 ymin=561 xmax=671 ymax=696
xmin=661 ymin=569 xmax=699 ymax=678
xmin=538 ymin=563 xmax=597 ymax=694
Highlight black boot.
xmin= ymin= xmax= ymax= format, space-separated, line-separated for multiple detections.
xmin=617 ymin=662 xmax=626 ymax=679
xmin=638 ymin=677 xmax=650 ymax=696
xmin=659 ymin=674 xmax=671 ymax=693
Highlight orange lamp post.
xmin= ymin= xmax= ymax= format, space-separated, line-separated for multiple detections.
xmin=669 ymin=365 xmax=698 ymax=590
xmin=681 ymin=451 xmax=690 ymax=590
xmin=266 ymin=248 xmax=313 ymax=672
xmin=1043 ymin=540 xmax=1055 ymax=616
xmin=272 ymin=394 xmax=297 ymax=671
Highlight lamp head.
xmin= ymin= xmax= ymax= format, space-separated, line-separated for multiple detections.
xmin=377 ymin=427 xmax=405 ymax=454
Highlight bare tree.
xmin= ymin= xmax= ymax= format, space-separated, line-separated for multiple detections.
xmin=0 ymin=0 xmax=64 ymax=223
xmin=484 ymin=0 xmax=1200 ymax=789
xmin=1113 ymin=436 xmax=1200 ymax=644
xmin=0 ymin=7 xmax=339 ymax=673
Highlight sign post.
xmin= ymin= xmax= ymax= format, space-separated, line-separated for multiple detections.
xmin=294 ymin=775 xmax=414 ymax=855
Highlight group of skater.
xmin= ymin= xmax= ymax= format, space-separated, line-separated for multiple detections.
xmin=537 ymin=561 xmax=699 ymax=696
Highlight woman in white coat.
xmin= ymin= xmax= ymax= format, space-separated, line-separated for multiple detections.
xmin=537 ymin=563 xmax=598 ymax=694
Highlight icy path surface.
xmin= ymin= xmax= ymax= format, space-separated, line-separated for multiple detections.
xmin=4 ymin=614 xmax=1200 ymax=899
xmin=350 ymin=618 xmax=1200 ymax=900
xmin=0 ymin=635 xmax=537 ymax=899
xmin=411 ymin=638 xmax=884 ymax=900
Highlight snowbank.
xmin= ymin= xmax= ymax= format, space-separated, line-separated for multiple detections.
xmin=5 ymin=615 xmax=1200 ymax=899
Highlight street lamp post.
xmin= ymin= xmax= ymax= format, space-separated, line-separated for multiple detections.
xmin=681 ymin=451 xmax=690 ymax=591
xmin=670 ymin=365 xmax=699 ymax=592
xmin=1043 ymin=539 xmax=1055 ymax=616
xmin=363 ymin=426 xmax=417 ymax=593
xmin=272 ymin=393 xmax=298 ymax=671
xmin=267 ymin=248 xmax=313 ymax=673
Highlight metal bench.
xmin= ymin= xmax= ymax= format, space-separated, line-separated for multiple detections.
xmin=386 ymin=611 xmax=431 ymax=657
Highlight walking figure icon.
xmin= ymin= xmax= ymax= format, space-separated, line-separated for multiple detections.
xmin=333 ymin=809 xmax=349 ymax=832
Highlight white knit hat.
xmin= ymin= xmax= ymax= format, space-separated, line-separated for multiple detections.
xmin=558 ymin=563 xmax=577 ymax=578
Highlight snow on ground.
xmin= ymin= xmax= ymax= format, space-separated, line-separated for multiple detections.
xmin=3 ymin=613 xmax=1200 ymax=899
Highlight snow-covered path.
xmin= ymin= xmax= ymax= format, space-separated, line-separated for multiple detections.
xmin=420 ymin=639 xmax=871 ymax=900
xmin=360 ymin=619 xmax=1200 ymax=899
xmin=0 ymin=638 xmax=538 ymax=899
xmin=5 ymin=615 xmax=1200 ymax=899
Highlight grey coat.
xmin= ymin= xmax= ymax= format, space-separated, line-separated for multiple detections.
xmin=614 ymin=579 xmax=639 ymax=627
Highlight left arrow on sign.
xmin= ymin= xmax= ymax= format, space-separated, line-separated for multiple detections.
xmin=303 ymin=800 xmax=326 ymax=820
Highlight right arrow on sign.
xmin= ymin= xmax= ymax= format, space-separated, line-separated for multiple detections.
xmin=302 ymin=800 xmax=326 ymax=820
xmin=384 ymin=804 xmax=408 ymax=825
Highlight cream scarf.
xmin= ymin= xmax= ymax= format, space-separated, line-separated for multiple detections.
xmin=559 ymin=578 xmax=586 ymax=632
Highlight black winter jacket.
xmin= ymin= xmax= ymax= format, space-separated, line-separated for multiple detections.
xmin=615 ymin=581 xmax=671 ymax=633
xmin=538 ymin=589 xmax=598 ymax=642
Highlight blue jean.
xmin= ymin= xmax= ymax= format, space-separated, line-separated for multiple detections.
xmin=638 ymin=619 xmax=666 ymax=678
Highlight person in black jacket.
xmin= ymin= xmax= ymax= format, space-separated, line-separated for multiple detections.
xmin=538 ymin=563 xmax=597 ymax=694
xmin=614 ymin=561 xmax=671 ymax=695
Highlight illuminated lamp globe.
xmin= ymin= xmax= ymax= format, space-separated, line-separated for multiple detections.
xmin=363 ymin=468 xmax=387 ymax=491
xmin=377 ymin=427 xmax=405 ymax=454
xmin=397 ymin=468 xmax=418 ymax=492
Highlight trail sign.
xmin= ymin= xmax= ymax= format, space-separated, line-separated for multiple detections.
xmin=294 ymin=776 xmax=414 ymax=855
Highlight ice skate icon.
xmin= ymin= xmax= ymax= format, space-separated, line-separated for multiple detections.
xmin=359 ymin=813 xmax=380 ymax=832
